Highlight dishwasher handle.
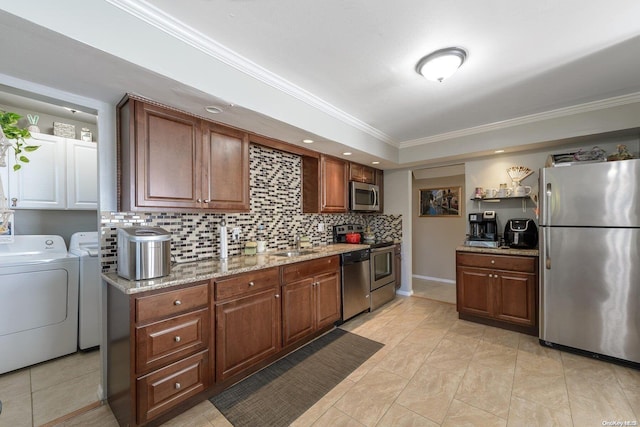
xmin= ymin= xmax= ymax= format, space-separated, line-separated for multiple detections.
xmin=341 ymin=249 xmax=370 ymax=265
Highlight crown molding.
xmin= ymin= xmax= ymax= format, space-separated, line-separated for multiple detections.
xmin=105 ymin=0 xmax=396 ymax=146
xmin=399 ymin=92 xmax=640 ymax=149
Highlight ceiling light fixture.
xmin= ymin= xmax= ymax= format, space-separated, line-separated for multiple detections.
xmin=495 ymin=149 xmax=505 ymax=154
xmin=416 ymin=47 xmax=467 ymax=82
xmin=205 ymin=106 xmax=223 ymax=114
xmin=372 ymin=161 xmax=380 ymax=165
xmin=343 ymin=152 xmax=352 ymax=156
xmin=302 ymin=139 xmax=314 ymax=144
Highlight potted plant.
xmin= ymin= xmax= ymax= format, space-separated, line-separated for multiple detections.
xmin=0 ymin=111 xmax=40 ymax=241
xmin=0 ymin=111 xmax=40 ymax=170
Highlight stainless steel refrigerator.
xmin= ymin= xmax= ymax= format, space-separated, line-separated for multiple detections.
xmin=539 ymin=158 xmax=640 ymax=364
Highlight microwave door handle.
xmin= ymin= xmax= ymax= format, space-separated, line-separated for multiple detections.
xmin=372 ymin=187 xmax=378 ymax=208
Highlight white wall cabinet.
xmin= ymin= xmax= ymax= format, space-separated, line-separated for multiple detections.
xmin=8 ymin=133 xmax=97 ymax=210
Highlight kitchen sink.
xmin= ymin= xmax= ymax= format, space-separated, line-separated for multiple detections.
xmin=272 ymin=250 xmax=316 ymax=257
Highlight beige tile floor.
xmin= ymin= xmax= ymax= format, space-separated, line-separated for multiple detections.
xmin=0 ymin=349 xmax=101 ymax=427
xmin=412 ymin=278 xmax=457 ymax=304
xmin=13 ymin=297 xmax=640 ymax=426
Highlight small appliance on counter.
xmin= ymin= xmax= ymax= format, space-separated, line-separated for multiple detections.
xmin=117 ymin=226 xmax=171 ymax=280
xmin=504 ymin=218 xmax=538 ymax=249
xmin=465 ymin=211 xmax=499 ymax=248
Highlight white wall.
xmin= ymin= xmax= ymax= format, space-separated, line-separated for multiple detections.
xmin=384 ymin=169 xmax=412 ymax=295
xmin=412 ymin=174 xmax=466 ymax=282
xmin=464 ymin=135 xmax=640 ymax=234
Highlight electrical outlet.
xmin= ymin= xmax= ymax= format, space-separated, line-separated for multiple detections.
xmin=317 ymin=223 xmax=325 ymax=232
xmin=232 ymin=227 xmax=241 ymax=241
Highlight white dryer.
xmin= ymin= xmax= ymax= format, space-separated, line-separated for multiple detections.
xmin=0 ymin=235 xmax=79 ymax=374
xmin=70 ymin=231 xmax=100 ymax=350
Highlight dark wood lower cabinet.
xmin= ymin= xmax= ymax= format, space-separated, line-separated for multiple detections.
xmin=215 ymin=286 xmax=281 ymax=381
xmin=136 ymin=350 xmax=209 ymax=425
xmin=107 ymin=256 xmax=342 ymax=426
xmin=282 ymin=277 xmax=316 ymax=346
xmin=281 ymin=256 xmax=341 ymax=348
xmin=456 ymin=251 xmax=538 ymax=335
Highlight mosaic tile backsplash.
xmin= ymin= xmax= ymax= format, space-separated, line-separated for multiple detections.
xmin=101 ymin=144 xmax=402 ymax=273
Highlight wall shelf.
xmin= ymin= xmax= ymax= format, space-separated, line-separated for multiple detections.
xmin=470 ymin=196 xmax=531 ymax=212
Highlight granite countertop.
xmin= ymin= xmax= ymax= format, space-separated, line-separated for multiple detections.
xmin=456 ymin=245 xmax=539 ymax=257
xmin=103 ymin=243 xmax=370 ymax=294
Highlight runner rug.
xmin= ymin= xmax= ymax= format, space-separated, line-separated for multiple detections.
xmin=210 ymin=328 xmax=384 ymax=427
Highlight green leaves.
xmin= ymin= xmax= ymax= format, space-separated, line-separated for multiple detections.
xmin=1 ymin=110 xmax=39 ymax=170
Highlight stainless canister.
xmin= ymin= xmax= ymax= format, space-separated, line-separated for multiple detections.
xmin=117 ymin=226 xmax=171 ymax=280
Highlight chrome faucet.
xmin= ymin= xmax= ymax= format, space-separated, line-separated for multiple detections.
xmin=294 ymin=234 xmax=301 ymax=250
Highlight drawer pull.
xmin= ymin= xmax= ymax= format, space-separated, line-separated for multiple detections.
xmin=174 ymin=336 xmax=181 ymax=343
xmin=248 ymin=281 xmax=255 ymax=287
xmin=174 ymin=300 xmax=182 ymax=306
xmin=488 ymin=274 xmax=493 ymax=278
xmin=491 ymin=260 xmax=495 ymax=264
xmin=275 ymin=294 xmax=280 ymax=298
xmin=175 ymin=382 xmax=181 ymax=390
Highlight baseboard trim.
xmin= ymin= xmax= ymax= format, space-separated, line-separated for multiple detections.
xmin=396 ymin=289 xmax=413 ymax=297
xmin=40 ymin=400 xmax=103 ymax=427
xmin=413 ymin=275 xmax=455 ymax=285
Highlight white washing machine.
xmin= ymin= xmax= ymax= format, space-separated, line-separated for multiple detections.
xmin=69 ymin=231 xmax=100 ymax=350
xmin=0 ymin=235 xmax=79 ymax=374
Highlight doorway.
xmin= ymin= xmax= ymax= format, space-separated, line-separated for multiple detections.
xmin=411 ymin=165 xmax=466 ymax=303
xmin=0 ymin=87 xmax=101 ymax=425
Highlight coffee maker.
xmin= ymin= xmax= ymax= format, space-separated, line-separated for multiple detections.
xmin=466 ymin=211 xmax=499 ymax=248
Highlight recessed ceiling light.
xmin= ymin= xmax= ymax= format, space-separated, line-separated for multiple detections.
xmin=205 ymin=106 xmax=223 ymax=114
xmin=372 ymin=161 xmax=380 ymax=165
xmin=416 ymin=47 xmax=467 ymax=82
xmin=343 ymin=152 xmax=352 ymax=156
xmin=495 ymin=149 xmax=505 ymax=154
xmin=302 ymin=139 xmax=314 ymax=144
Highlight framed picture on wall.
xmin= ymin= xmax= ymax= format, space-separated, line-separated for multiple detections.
xmin=419 ymin=187 xmax=461 ymax=217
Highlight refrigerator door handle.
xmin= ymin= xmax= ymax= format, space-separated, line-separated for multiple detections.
xmin=545 ymin=182 xmax=552 ymax=226
xmin=544 ymin=226 xmax=551 ymax=269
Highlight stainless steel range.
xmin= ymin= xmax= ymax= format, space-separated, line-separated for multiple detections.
xmin=333 ymin=224 xmax=396 ymax=313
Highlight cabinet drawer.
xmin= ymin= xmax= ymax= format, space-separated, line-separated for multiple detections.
xmin=215 ymin=267 xmax=279 ymax=301
xmin=456 ymin=252 xmax=536 ymax=273
xmin=136 ymin=283 xmax=209 ymax=324
xmin=136 ymin=309 xmax=209 ymax=374
xmin=136 ymin=350 xmax=209 ymax=424
xmin=282 ymin=256 xmax=340 ymax=283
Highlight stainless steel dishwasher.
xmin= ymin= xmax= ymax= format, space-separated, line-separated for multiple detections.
xmin=340 ymin=248 xmax=371 ymax=322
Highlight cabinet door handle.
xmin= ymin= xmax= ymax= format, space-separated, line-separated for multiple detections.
xmin=488 ymin=274 xmax=493 ymax=278
xmin=248 ymin=281 xmax=255 ymax=287
xmin=175 ymin=382 xmax=181 ymax=390
xmin=174 ymin=336 xmax=181 ymax=343
xmin=197 ymin=198 xmax=202 ymax=203
xmin=491 ymin=260 xmax=495 ymax=264
xmin=11 ymin=198 xmax=17 ymax=207
xmin=275 ymin=294 xmax=280 ymax=298
xmin=204 ymin=199 xmax=210 ymax=203
xmin=174 ymin=300 xmax=182 ymax=306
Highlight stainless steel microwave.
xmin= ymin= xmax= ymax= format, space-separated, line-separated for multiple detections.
xmin=350 ymin=181 xmax=380 ymax=212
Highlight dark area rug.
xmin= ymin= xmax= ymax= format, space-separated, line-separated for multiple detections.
xmin=210 ymin=328 xmax=384 ymax=427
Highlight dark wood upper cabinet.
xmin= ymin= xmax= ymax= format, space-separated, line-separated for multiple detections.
xmin=349 ymin=162 xmax=376 ymax=184
xmin=202 ymin=122 xmax=249 ymax=211
xmin=118 ymin=96 xmax=249 ymax=212
xmin=302 ymin=154 xmax=348 ymax=213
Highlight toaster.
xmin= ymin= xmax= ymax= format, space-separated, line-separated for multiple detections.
xmin=504 ymin=218 xmax=538 ymax=249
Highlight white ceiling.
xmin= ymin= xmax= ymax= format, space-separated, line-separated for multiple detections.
xmin=143 ymin=0 xmax=640 ymax=143
xmin=1 ymin=0 xmax=640 ymax=169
